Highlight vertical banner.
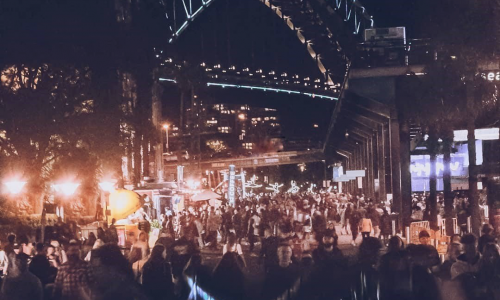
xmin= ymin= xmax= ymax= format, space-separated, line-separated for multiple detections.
xmin=357 ymin=177 xmax=363 ymax=189
xmin=228 ymin=165 xmax=236 ymax=206
xmin=177 ymin=165 xmax=184 ymax=189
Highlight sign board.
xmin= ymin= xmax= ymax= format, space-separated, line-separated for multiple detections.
xmin=347 ymin=170 xmax=366 ymax=177
xmin=228 ymin=165 xmax=236 ymax=206
xmin=333 ymin=166 xmax=344 ymax=179
xmin=357 ymin=177 xmax=363 ymax=189
xmin=364 ymin=27 xmax=406 ymax=42
xmin=482 ymin=70 xmax=500 ymax=81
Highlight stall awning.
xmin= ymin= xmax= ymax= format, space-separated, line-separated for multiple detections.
xmin=109 ymin=189 xmax=143 ymax=220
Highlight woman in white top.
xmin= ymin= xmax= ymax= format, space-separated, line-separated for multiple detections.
xmin=223 ymin=232 xmax=246 ymax=268
xmin=130 ymin=246 xmax=150 ymax=283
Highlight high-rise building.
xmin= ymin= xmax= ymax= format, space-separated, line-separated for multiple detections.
xmin=168 ymin=102 xmax=283 ymax=161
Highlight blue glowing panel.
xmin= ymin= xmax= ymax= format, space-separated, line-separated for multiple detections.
xmin=410 ymin=141 xmax=483 ymax=191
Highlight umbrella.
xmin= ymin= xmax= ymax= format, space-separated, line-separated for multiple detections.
xmin=191 ymin=190 xmax=222 ymax=202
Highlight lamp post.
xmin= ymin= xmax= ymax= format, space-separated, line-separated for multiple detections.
xmin=3 ymin=181 xmax=27 ymax=194
xmin=99 ymin=181 xmax=116 ymax=224
xmin=163 ymin=124 xmax=169 ymax=154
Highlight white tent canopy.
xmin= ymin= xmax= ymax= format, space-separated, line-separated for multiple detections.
xmin=191 ymin=190 xmax=223 ymax=208
xmin=191 ymin=190 xmax=221 ymax=202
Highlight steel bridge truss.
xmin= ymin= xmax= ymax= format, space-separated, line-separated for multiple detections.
xmin=164 ymin=0 xmax=373 ymax=86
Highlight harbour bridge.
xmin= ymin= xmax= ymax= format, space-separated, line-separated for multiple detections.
xmin=156 ymin=0 xmax=439 ymax=227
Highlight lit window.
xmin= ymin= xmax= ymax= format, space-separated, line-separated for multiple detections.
xmin=243 ymin=143 xmax=253 ymax=150
xmin=264 ymin=117 xmax=270 ymax=121
xmin=218 ymin=127 xmax=231 ymax=133
xmin=206 ymin=119 xmax=218 ymax=126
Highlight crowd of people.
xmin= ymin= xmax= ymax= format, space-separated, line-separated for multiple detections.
xmin=0 ymin=190 xmax=497 ymax=300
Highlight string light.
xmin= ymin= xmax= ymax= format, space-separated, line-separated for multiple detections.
xmin=266 ymin=183 xmax=283 ymax=193
xmin=287 ymin=181 xmax=300 ymax=194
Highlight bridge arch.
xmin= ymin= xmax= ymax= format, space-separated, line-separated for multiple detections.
xmin=165 ymin=0 xmax=373 ymax=87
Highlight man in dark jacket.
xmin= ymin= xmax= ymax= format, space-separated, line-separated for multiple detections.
xmin=29 ymin=243 xmax=51 ymax=285
xmin=478 ymin=224 xmax=496 ymax=254
xmin=260 ymin=226 xmax=280 ymax=274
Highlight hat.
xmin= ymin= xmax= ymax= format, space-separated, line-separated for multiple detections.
xmin=419 ymin=230 xmax=430 ymax=239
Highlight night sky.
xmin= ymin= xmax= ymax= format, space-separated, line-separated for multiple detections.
xmin=164 ymin=0 xmax=428 ymax=143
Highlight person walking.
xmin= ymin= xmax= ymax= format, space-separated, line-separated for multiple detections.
xmin=343 ymin=204 xmax=352 ymax=235
xmin=223 ymin=232 xmax=247 ymax=268
xmin=52 ymin=241 xmax=94 ymax=300
xmin=349 ymin=206 xmax=361 ymax=246
xmin=1 ymin=252 xmax=43 ymax=300
xmin=379 ymin=209 xmax=392 ymax=245
xmin=248 ymin=210 xmax=261 ymax=255
xmin=142 ymin=244 xmax=174 ymax=300
xmin=360 ymin=212 xmax=373 ymax=240
xmin=206 ymin=207 xmax=221 ymax=250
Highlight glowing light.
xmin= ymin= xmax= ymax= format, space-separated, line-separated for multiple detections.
xmin=163 ymin=124 xmax=169 ymax=129
xmin=52 ymin=182 xmax=80 ymax=196
xmin=159 ymin=78 xmax=177 ymax=83
xmin=238 ymin=113 xmax=246 ymax=120
xmin=99 ymin=181 xmax=116 ymax=193
xmin=3 ymin=181 xmax=26 ymax=194
xmin=206 ymin=82 xmax=338 ymax=100
xmin=453 ymin=128 xmax=499 ymax=142
xmin=246 ymin=175 xmax=262 ymax=189
xmin=266 ymin=183 xmax=283 ymax=193
xmin=307 ymin=183 xmax=317 ymax=193
xmin=411 ymin=162 xmax=461 ymax=176
xmin=186 ymin=180 xmax=200 ymax=190
xmin=287 ymin=181 xmax=300 ymax=194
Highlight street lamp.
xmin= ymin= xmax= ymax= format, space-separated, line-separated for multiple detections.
xmin=163 ymin=124 xmax=169 ymax=154
xmin=52 ymin=183 xmax=80 ymax=197
xmin=52 ymin=182 xmax=80 ymax=221
xmin=99 ymin=180 xmax=116 ymax=223
xmin=99 ymin=181 xmax=116 ymax=193
xmin=3 ymin=181 xmax=27 ymax=194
